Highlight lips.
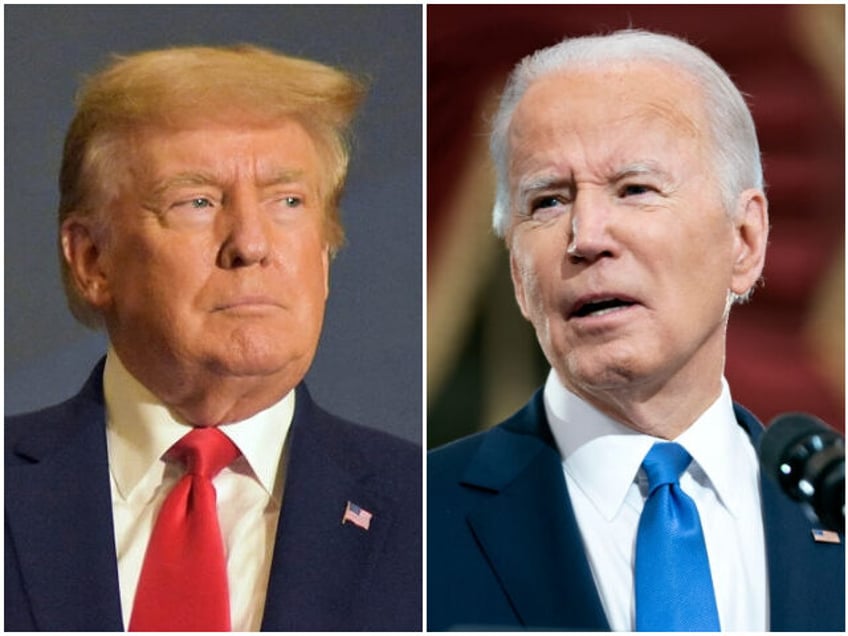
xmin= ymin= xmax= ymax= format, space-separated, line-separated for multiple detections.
xmin=214 ymin=296 xmax=281 ymax=311
xmin=568 ymin=294 xmax=639 ymax=319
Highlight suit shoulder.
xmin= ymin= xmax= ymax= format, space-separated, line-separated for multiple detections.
xmin=6 ymin=361 xmax=105 ymax=463
xmin=428 ymin=390 xmax=548 ymax=488
xmin=301 ymin=397 xmax=421 ymax=495
xmin=6 ymin=403 xmax=61 ymax=442
xmin=428 ymin=429 xmax=488 ymax=480
xmin=333 ymin=413 xmax=421 ymax=469
xmin=5 ymin=395 xmax=96 ymax=465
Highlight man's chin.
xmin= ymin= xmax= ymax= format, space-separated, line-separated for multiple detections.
xmin=559 ymin=351 xmax=646 ymax=394
xmin=205 ymin=351 xmax=310 ymax=383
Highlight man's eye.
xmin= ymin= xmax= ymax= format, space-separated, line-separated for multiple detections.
xmin=620 ymin=184 xmax=653 ymax=197
xmin=284 ymin=196 xmax=302 ymax=208
xmin=531 ymin=196 xmax=564 ymax=211
xmin=180 ymin=197 xmax=214 ymax=209
xmin=526 ymin=195 xmax=567 ymax=221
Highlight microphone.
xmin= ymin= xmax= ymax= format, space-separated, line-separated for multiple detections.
xmin=758 ymin=413 xmax=844 ymax=532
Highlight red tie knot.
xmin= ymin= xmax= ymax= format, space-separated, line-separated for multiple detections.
xmin=171 ymin=427 xmax=240 ymax=478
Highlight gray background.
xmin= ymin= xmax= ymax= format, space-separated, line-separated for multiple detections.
xmin=4 ymin=5 xmax=422 ymax=444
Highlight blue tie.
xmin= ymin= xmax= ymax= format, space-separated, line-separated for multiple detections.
xmin=635 ymin=442 xmax=720 ymax=631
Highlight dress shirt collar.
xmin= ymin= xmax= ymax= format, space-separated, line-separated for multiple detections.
xmin=544 ymin=369 xmax=750 ymax=521
xmin=104 ymin=347 xmax=293 ymax=505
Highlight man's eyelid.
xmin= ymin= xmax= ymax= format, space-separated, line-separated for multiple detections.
xmin=262 ymin=178 xmax=311 ymax=197
xmin=265 ymin=190 xmax=309 ymax=208
xmin=531 ymin=193 xmax=569 ymax=209
xmin=518 ymin=174 xmax=573 ymax=205
xmin=173 ymin=194 xmax=220 ymax=209
xmin=155 ymin=182 xmax=221 ymax=205
xmin=612 ymin=165 xmax=671 ymax=191
xmin=619 ymin=182 xmax=658 ymax=195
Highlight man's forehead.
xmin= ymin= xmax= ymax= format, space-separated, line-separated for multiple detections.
xmin=507 ymin=61 xmax=708 ymax=174
xmin=512 ymin=60 xmax=705 ymax=135
xmin=127 ymin=121 xmax=322 ymax=183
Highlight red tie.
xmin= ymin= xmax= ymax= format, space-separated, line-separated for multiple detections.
xmin=129 ymin=427 xmax=240 ymax=632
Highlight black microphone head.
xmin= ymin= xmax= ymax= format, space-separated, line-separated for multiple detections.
xmin=759 ymin=412 xmax=844 ymax=532
xmin=759 ymin=413 xmax=836 ymax=478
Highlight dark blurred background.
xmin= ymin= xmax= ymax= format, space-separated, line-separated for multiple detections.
xmin=428 ymin=4 xmax=844 ymax=448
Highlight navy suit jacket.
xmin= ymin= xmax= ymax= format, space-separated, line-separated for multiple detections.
xmin=428 ymin=389 xmax=845 ymax=631
xmin=5 ymin=361 xmax=422 ymax=631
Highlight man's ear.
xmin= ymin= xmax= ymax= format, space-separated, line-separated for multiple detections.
xmin=60 ymin=216 xmax=113 ymax=310
xmin=730 ymin=189 xmax=769 ymax=297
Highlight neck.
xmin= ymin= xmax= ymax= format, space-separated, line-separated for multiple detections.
xmin=559 ymin=340 xmax=727 ymax=439
xmin=110 ymin=348 xmax=301 ymax=426
xmin=161 ymin=376 xmax=294 ymax=426
xmin=575 ymin=374 xmax=724 ymax=440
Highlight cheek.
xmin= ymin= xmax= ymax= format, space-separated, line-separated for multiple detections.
xmin=512 ymin=245 xmax=561 ymax=329
xmin=279 ymin=235 xmax=329 ymax=304
xmin=649 ymin=226 xmax=736 ymax=334
xmin=110 ymin=233 xmax=212 ymax=311
xmin=636 ymin=204 xmax=733 ymax=279
xmin=682 ymin=221 xmax=736 ymax=288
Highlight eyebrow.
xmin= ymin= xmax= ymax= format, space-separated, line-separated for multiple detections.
xmin=515 ymin=174 xmax=574 ymax=205
xmin=147 ymin=171 xmax=218 ymax=200
xmin=514 ymin=160 xmax=676 ymax=205
xmin=149 ymin=168 xmax=308 ymax=196
xmin=611 ymin=161 xmax=674 ymax=183
xmin=254 ymin=169 xmax=307 ymax=188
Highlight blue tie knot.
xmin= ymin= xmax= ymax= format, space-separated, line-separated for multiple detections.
xmin=642 ymin=442 xmax=692 ymax=492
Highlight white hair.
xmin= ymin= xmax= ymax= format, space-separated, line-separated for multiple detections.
xmin=490 ymin=29 xmax=764 ymax=238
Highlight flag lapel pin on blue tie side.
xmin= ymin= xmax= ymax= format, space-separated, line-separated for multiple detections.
xmin=342 ymin=501 xmax=373 ymax=530
xmin=811 ymin=529 xmax=841 ymax=544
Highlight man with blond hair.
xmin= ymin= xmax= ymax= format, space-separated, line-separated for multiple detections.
xmin=6 ymin=45 xmax=421 ymax=631
xmin=428 ymin=30 xmax=843 ymax=631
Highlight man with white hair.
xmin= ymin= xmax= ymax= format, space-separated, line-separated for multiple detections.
xmin=428 ymin=30 xmax=844 ymax=631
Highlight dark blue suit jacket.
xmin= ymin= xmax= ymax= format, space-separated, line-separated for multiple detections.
xmin=5 ymin=361 xmax=422 ymax=631
xmin=428 ymin=389 xmax=845 ymax=631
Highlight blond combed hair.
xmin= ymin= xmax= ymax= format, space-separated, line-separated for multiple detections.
xmin=59 ymin=44 xmax=367 ymax=327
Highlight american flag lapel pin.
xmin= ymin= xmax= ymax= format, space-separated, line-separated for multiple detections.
xmin=342 ymin=500 xmax=373 ymax=531
xmin=811 ymin=529 xmax=841 ymax=544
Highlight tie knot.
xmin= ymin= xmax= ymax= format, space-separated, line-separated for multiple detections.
xmin=641 ymin=442 xmax=692 ymax=491
xmin=171 ymin=427 xmax=240 ymax=478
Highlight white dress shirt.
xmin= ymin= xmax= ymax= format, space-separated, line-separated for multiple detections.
xmin=103 ymin=349 xmax=292 ymax=631
xmin=544 ymin=369 xmax=768 ymax=631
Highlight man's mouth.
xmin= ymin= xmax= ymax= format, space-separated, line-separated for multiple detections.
xmin=570 ymin=296 xmax=638 ymax=319
xmin=214 ymin=296 xmax=282 ymax=312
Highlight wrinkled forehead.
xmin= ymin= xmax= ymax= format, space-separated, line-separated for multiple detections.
xmin=105 ymin=116 xmax=329 ymax=197
xmin=130 ymin=117 xmax=318 ymax=163
xmin=507 ymin=60 xmax=711 ymax=164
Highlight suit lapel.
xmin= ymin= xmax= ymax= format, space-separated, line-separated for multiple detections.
xmin=461 ymin=392 xmax=609 ymax=629
xmin=261 ymin=386 xmax=396 ymax=631
xmin=5 ymin=366 xmax=124 ymax=630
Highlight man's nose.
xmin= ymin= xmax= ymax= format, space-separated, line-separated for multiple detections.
xmin=217 ymin=194 xmax=272 ymax=269
xmin=566 ymin=190 xmax=618 ymax=264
